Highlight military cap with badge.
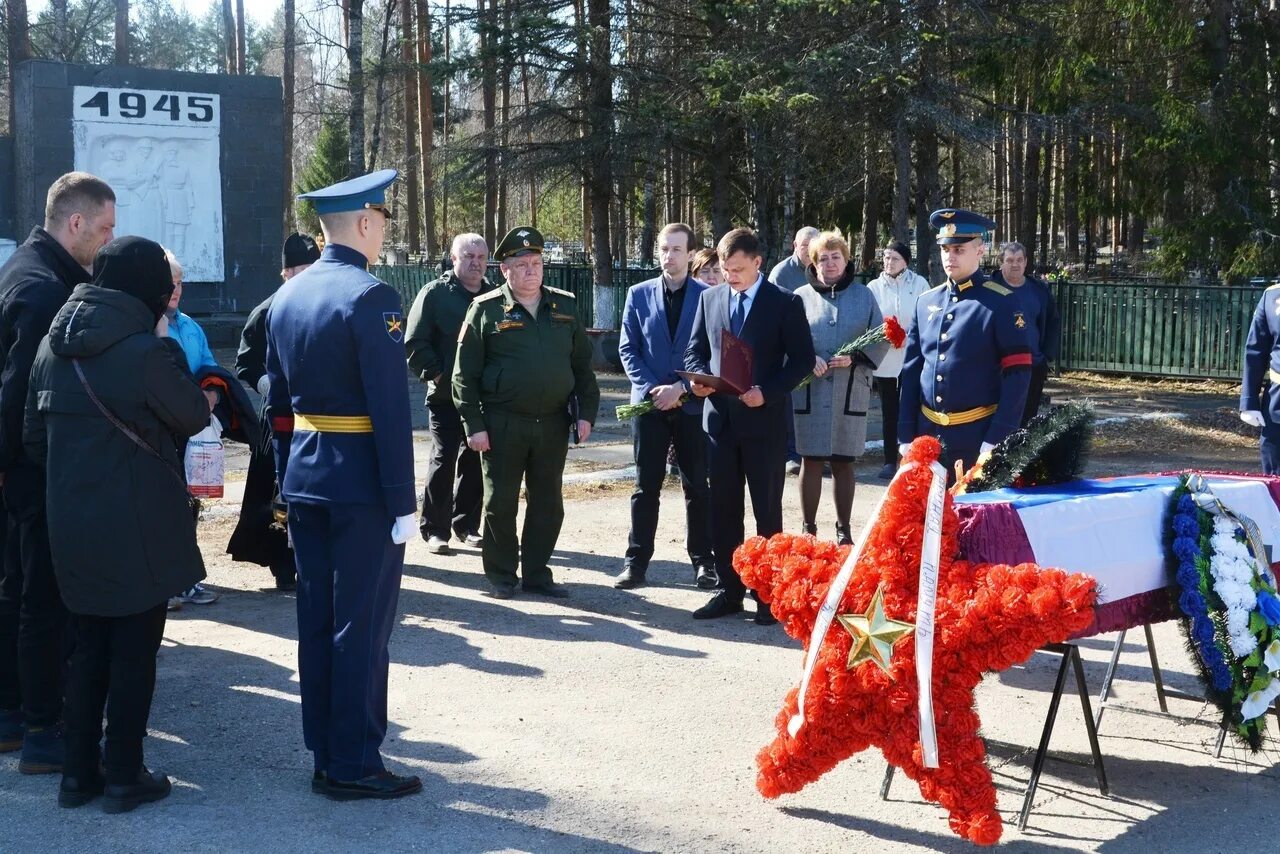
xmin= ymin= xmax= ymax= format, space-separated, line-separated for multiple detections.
xmin=929 ymin=208 xmax=997 ymax=245
xmin=297 ymin=168 xmax=398 ymax=218
xmin=494 ymin=226 xmax=545 ymax=262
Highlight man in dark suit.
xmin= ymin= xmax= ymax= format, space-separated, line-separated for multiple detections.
xmin=616 ymin=223 xmax=714 ymax=590
xmin=685 ymin=228 xmax=815 ymax=622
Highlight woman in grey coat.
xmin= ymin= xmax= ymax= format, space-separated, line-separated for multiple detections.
xmin=791 ymin=231 xmax=888 ymax=544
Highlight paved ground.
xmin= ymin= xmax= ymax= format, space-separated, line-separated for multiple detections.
xmin=1 ymin=365 xmax=1276 ymax=852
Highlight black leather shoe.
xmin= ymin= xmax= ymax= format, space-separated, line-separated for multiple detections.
xmin=58 ymin=773 xmax=106 ymax=808
xmin=695 ymin=564 xmax=718 ymax=589
xmin=102 ymin=768 xmax=171 ymax=813
xmin=692 ymin=591 xmax=744 ymax=620
xmin=802 ymin=523 xmax=817 ymax=536
xmin=754 ymin=600 xmax=778 ymax=626
xmin=311 ymin=771 xmax=327 ymax=794
xmin=522 ymin=581 xmax=571 ymax=599
xmin=835 ymin=523 xmax=853 ymax=546
xmin=323 ymin=771 xmax=422 ymax=801
xmin=486 ymin=582 xmax=516 ymax=600
xmin=613 ymin=566 xmax=646 ymax=589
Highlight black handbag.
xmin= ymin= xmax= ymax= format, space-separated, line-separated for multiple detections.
xmin=72 ymin=358 xmax=202 ymax=521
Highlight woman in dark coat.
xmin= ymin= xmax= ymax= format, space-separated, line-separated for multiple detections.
xmin=24 ymin=236 xmax=210 ymax=812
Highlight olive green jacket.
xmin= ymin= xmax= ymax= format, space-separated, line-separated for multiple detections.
xmin=404 ymin=271 xmax=494 ymax=404
xmin=452 ymin=283 xmax=600 ymax=436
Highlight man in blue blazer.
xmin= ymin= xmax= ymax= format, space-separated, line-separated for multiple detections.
xmin=685 ymin=228 xmax=815 ymax=622
xmin=616 ymin=224 xmax=716 ymax=590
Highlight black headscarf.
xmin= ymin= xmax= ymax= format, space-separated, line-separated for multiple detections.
xmin=282 ymin=233 xmax=321 ymax=268
xmin=91 ymin=236 xmax=174 ymax=323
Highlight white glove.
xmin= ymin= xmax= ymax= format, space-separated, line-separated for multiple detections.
xmin=256 ymin=375 xmax=270 ymax=397
xmin=1241 ymin=410 xmax=1266 ymax=428
xmin=898 ymin=443 xmax=912 ymax=459
xmin=980 ymin=442 xmax=996 ymax=456
xmin=391 ymin=514 xmax=416 ymax=545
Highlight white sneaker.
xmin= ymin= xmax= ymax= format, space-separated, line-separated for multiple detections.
xmin=426 ymin=536 xmax=452 ymax=555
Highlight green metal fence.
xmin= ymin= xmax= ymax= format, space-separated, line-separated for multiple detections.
xmin=1048 ymin=279 xmax=1266 ymax=379
xmin=372 ymin=263 xmax=656 ymax=329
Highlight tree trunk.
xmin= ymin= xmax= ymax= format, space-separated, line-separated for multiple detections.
xmin=520 ymin=55 xmax=536 ymax=229
xmin=1063 ymin=126 xmax=1079 ymax=262
xmin=222 ymin=0 xmax=236 ymax=73
xmin=480 ymin=0 xmax=498 ymax=246
xmin=398 ymin=0 xmax=420 ymax=253
xmin=1020 ymin=112 xmax=1041 ymax=265
xmin=639 ymin=159 xmax=656 ymax=264
xmin=366 ymin=0 xmax=395 ymax=170
xmin=496 ymin=0 xmax=511 ymax=238
xmin=860 ymin=143 xmax=881 ymax=269
xmin=586 ymin=0 xmax=613 ymax=286
xmin=440 ymin=0 xmax=450 ymax=243
xmin=415 ymin=0 xmax=436 ymax=256
xmin=915 ymin=130 xmax=944 ymax=283
xmin=891 ymin=113 xmax=911 ymax=244
xmin=235 ymin=0 xmax=246 ymax=74
xmin=113 ymin=0 xmax=128 ymax=65
xmin=1268 ymin=0 xmax=1280 ymax=217
xmin=5 ymin=0 xmax=31 ymax=132
xmin=346 ymin=0 xmax=366 ymax=176
xmin=574 ymin=0 xmax=590 ymax=256
xmin=283 ymin=0 xmax=296 ymax=231
xmin=1037 ymin=121 xmax=1051 ymax=268
xmin=782 ymin=158 xmax=795 ymax=257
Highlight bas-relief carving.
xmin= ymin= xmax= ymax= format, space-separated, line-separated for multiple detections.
xmin=74 ymin=126 xmax=224 ymax=282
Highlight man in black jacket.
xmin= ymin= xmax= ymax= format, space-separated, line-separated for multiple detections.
xmin=0 ymin=172 xmax=115 ymax=773
xmin=405 ymin=233 xmax=494 ymax=554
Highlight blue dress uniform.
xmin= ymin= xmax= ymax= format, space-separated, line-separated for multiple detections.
xmin=898 ymin=210 xmax=1033 ymax=475
xmin=1241 ymin=284 xmax=1280 ymax=473
xmin=265 ymin=170 xmax=417 ymax=788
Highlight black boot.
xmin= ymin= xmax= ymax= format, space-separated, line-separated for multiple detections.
xmin=58 ymin=772 xmax=106 ymax=808
xmin=802 ymin=522 xmax=817 ymax=536
xmin=835 ymin=523 xmax=853 ymax=546
xmin=102 ymin=768 xmax=172 ymax=814
xmin=613 ymin=565 xmax=646 ymax=589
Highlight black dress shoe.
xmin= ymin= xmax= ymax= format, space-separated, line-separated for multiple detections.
xmin=692 ymin=590 xmax=744 ymax=619
xmin=802 ymin=523 xmax=818 ymax=536
xmin=754 ymin=600 xmax=778 ymax=626
xmin=522 ymin=581 xmax=571 ymax=599
xmin=614 ymin=566 xmax=646 ymax=589
xmin=102 ymin=768 xmax=171 ymax=814
xmin=323 ymin=771 xmax=423 ymax=801
xmin=487 ymin=582 xmax=516 ymax=600
xmin=58 ymin=773 xmax=105 ymax=808
xmin=695 ymin=564 xmax=719 ymax=589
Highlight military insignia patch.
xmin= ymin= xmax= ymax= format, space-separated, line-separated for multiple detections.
xmin=927 ymin=303 xmax=942 ymax=315
xmin=384 ymin=312 xmax=404 ymax=342
xmin=1014 ymin=312 xmax=1026 ymax=328
xmin=939 ymin=224 xmax=957 ymax=238
xmin=497 ymin=320 xmax=525 ymax=331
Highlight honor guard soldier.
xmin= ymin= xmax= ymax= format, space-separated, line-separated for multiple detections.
xmin=897 ymin=209 xmax=1033 ymax=479
xmin=265 ymin=169 xmax=421 ymax=801
xmin=452 ymin=226 xmax=600 ymax=600
xmin=1241 ymin=284 xmax=1280 ymax=473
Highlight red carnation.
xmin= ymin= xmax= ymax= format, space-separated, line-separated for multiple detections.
xmin=884 ymin=315 xmax=907 ymax=349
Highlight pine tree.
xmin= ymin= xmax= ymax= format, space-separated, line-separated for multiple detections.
xmin=296 ymin=115 xmax=350 ymax=234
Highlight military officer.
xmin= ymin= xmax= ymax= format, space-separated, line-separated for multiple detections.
xmin=897 ymin=209 xmax=1033 ymax=478
xmin=1241 ymin=283 xmax=1280 ymax=473
xmin=452 ymin=226 xmax=600 ymax=599
xmin=265 ymin=169 xmax=421 ymax=801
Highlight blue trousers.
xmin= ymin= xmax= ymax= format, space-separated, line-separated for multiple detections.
xmin=289 ymin=501 xmax=404 ymax=782
xmin=1262 ymin=431 xmax=1280 ymax=475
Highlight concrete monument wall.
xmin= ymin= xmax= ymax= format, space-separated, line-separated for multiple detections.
xmin=11 ymin=61 xmax=283 ymax=313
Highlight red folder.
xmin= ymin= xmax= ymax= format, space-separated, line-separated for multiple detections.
xmin=678 ymin=329 xmax=755 ymax=395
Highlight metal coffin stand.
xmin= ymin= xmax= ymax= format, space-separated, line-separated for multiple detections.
xmin=880 ymin=643 xmax=1109 ymax=831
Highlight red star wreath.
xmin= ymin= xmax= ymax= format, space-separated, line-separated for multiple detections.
xmin=735 ymin=436 xmax=1098 ymax=845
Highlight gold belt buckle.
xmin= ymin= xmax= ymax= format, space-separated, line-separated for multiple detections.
xmin=935 ymin=411 xmax=951 ymax=425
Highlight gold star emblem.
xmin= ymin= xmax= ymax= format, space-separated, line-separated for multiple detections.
xmin=386 ymin=317 xmax=403 ymax=335
xmin=836 ymin=584 xmax=914 ymax=674
xmin=1014 ymin=311 xmax=1026 ymax=328
xmin=939 ymin=224 xmax=957 ymax=237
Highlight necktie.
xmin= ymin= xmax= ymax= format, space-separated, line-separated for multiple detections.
xmin=731 ymin=292 xmax=746 ymax=336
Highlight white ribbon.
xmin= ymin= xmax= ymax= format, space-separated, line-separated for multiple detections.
xmin=788 ymin=462 xmax=917 ymax=739
xmin=914 ymin=461 xmax=948 ymax=768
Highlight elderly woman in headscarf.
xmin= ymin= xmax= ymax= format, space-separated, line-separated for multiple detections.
xmin=790 ymin=229 xmax=888 ymax=545
xmin=24 ymin=236 xmax=210 ymax=813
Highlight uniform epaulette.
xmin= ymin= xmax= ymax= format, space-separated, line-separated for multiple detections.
xmin=545 ymin=286 xmax=576 ymax=300
xmin=473 ymin=289 xmax=506 ymax=303
xmin=982 ymin=281 xmax=1012 ymax=296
